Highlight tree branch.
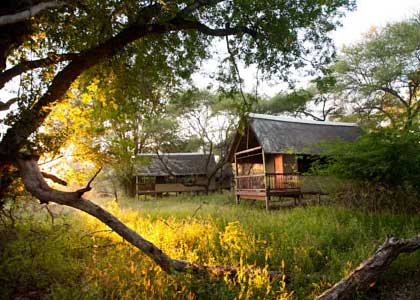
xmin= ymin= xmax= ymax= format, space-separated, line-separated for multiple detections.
xmin=299 ymin=110 xmax=325 ymax=121
xmin=177 ymin=0 xmax=225 ymax=17
xmin=0 ymin=97 xmax=18 ymax=111
xmin=225 ymin=27 xmax=249 ymax=109
xmin=17 ymin=157 xmax=283 ymax=278
xmin=0 ymin=53 xmax=78 ymax=89
xmin=17 ymin=157 xmax=175 ymax=270
xmin=154 ymin=152 xmax=177 ymax=177
xmin=38 ymin=155 xmax=64 ymax=166
xmin=0 ymin=1 xmax=67 ymax=26
xmin=369 ymin=105 xmax=397 ymax=128
xmin=380 ymin=86 xmax=409 ymax=108
xmin=316 ymin=235 xmax=420 ymax=300
xmin=0 ymin=16 xmax=258 ymax=160
xmin=75 ymin=167 xmax=102 ymax=196
xmin=41 ymin=171 xmax=67 ymax=186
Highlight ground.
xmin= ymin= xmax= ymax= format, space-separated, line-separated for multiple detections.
xmin=0 ymin=193 xmax=419 ymax=299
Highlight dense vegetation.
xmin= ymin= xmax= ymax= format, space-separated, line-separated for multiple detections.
xmin=1 ymin=2 xmax=420 ymax=299
xmin=254 ymin=15 xmax=420 ymax=213
xmin=1 ymin=194 xmax=420 ymax=300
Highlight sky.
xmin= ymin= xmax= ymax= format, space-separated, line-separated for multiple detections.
xmin=193 ymin=0 xmax=420 ymax=98
xmin=332 ymin=0 xmax=420 ymax=49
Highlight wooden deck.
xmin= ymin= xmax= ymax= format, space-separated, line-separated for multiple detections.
xmin=235 ymin=173 xmax=301 ymax=210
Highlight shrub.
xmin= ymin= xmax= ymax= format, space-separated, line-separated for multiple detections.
xmin=317 ymin=127 xmax=420 ymax=211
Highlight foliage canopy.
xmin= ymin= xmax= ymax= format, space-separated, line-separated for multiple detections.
xmin=331 ymin=15 xmax=420 ymax=129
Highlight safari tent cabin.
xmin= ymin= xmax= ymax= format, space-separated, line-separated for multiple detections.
xmin=134 ymin=153 xmax=222 ymax=196
xmin=230 ymin=113 xmax=360 ymax=209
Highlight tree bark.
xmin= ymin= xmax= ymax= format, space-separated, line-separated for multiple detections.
xmin=0 ymin=1 xmax=267 ymax=278
xmin=0 ymin=1 xmax=67 ymax=26
xmin=0 ymin=0 xmax=353 ymax=284
xmin=0 ymin=97 xmax=18 ymax=111
xmin=316 ymin=235 xmax=420 ymax=300
xmin=0 ymin=16 xmax=257 ymax=160
xmin=16 ymin=156 xmax=283 ymax=278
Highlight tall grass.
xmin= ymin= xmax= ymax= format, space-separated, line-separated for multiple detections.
xmin=0 ymin=194 xmax=419 ymax=299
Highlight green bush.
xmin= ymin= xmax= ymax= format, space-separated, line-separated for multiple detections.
xmin=322 ymin=128 xmax=420 ymax=187
xmin=316 ymin=128 xmax=420 ymax=211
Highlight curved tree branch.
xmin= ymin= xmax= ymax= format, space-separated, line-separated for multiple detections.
xmin=0 ymin=1 xmax=67 ymax=26
xmin=17 ymin=157 xmax=283 ymax=278
xmin=0 ymin=97 xmax=18 ymax=111
xmin=17 ymin=157 xmax=175 ymax=271
xmin=317 ymin=235 xmax=420 ymax=300
xmin=177 ymin=0 xmax=225 ymax=17
xmin=380 ymin=86 xmax=408 ymax=108
xmin=41 ymin=171 xmax=67 ymax=186
xmin=74 ymin=167 xmax=102 ymax=196
xmin=0 ymin=53 xmax=78 ymax=89
xmin=0 ymin=15 xmax=258 ymax=160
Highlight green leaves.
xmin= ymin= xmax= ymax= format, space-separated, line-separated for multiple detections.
xmin=258 ymin=89 xmax=315 ymax=115
xmin=1 ymin=0 xmax=357 ymax=185
xmin=331 ymin=15 xmax=420 ymax=129
xmin=321 ymin=128 xmax=420 ymax=189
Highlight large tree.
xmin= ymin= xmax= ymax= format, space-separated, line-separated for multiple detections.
xmin=169 ymin=88 xmax=239 ymax=191
xmin=312 ymin=15 xmax=420 ymax=212
xmin=256 ymin=83 xmax=344 ymax=121
xmin=332 ymin=15 xmax=420 ymax=130
xmin=0 ymin=0 xmax=355 ymax=273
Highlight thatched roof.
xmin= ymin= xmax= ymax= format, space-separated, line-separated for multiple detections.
xmin=234 ymin=113 xmax=360 ymax=155
xmin=134 ymin=153 xmax=217 ymax=176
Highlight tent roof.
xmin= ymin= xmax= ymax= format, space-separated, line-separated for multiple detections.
xmin=134 ymin=153 xmax=217 ymax=176
xmin=238 ymin=113 xmax=360 ymax=155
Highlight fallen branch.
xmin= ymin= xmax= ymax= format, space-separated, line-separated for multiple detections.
xmin=316 ymin=235 xmax=420 ymax=300
xmin=75 ymin=167 xmax=102 ymax=196
xmin=41 ymin=172 xmax=67 ymax=186
xmin=17 ymin=157 xmax=283 ymax=278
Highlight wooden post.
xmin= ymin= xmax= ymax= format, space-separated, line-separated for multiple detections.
xmin=135 ymin=175 xmax=139 ymax=201
xmin=262 ymin=149 xmax=270 ymax=211
xmin=246 ymin=125 xmax=249 ymax=149
xmin=234 ymin=152 xmax=240 ymax=205
xmin=265 ymin=195 xmax=271 ymax=211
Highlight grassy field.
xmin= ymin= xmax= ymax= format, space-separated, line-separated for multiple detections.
xmin=0 ymin=193 xmax=419 ymax=299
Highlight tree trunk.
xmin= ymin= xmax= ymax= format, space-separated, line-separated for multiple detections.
xmin=316 ymin=235 xmax=420 ymax=300
xmin=16 ymin=156 xmax=283 ymax=278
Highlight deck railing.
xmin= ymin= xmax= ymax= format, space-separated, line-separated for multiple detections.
xmin=236 ymin=173 xmax=299 ymax=191
xmin=266 ymin=173 xmax=299 ymax=191
xmin=236 ymin=174 xmax=265 ymax=190
xmin=138 ymin=183 xmax=155 ymax=191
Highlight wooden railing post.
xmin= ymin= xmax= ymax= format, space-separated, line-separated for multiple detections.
xmin=261 ymin=150 xmax=270 ymax=211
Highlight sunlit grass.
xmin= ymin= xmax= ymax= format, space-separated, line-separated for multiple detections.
xmin=0 ymin=194 xmax=419 ymax=299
